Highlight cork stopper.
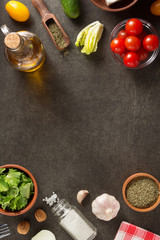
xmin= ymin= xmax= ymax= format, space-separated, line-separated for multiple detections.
xmin=4 ymin=33 xmax=21 ymax=49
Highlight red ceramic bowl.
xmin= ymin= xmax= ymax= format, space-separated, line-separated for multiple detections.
xmin=90 ymin=0 xmax=138 ymax=12
xmin=122 ymin=173 xmax=160 ymax=212
xmin=0 ymin=164 xmax=38 ymax=216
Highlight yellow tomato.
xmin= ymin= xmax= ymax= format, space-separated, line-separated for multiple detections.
xmin=5 ymin=1 xmax=30 ymax=22
xmin=151 ymin=0 xmax=160 ymax=16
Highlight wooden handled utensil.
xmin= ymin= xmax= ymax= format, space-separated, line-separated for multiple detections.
xmin=31 ymin=0 xmax=70 ymax=51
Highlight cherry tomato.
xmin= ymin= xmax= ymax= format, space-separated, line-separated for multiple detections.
xmin=119 ymin=48 xmax=128 ymax=58
xmin=150 ymin=0 xmax=160 ymax=16
xmin=118 ymin=30 xmax=129 ymax=40
xmin=143 ymin=34 xmax=159 ymax=51
xmin=137 ymin=31 xmax=147 ymax=42
xmin=125 ymin=36 xmax=141 ymax=51
xmin=137 ymin=47 xmax=149 ymax=61
xmin=111 ymin=38 xmax=125 ymax=54
xmin=125 ymin=18 xmax=143 ymax=36
xmin=123 ymin=52 xmax=140 ymax=68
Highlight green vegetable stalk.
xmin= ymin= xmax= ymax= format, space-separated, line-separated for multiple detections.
xmin=75 ymin=21 xmax=104 ymax=55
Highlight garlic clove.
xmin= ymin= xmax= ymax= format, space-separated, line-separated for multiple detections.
xmin=77 ymin=190 xmax=89 ymax=205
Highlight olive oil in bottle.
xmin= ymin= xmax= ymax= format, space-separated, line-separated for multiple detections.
xmin=1 ymin=25 xmax=45 ymax=72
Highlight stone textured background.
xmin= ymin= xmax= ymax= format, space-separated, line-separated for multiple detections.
xmin=0 ymin=0 xmax=160 ymax=239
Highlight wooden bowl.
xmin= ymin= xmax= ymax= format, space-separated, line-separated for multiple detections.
xmin=90 ymin=0 xmax=138 ymax=12
xmin=122 ymin=173 xmax=160 ymax=212
xmin=0 ymin=164 xmax=38 ymax=216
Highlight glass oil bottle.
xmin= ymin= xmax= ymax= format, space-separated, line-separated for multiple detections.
xmin=0 ymin=25 xmax=45 ymax=72
xmin=43 ymin=192 xmax=97 ymax=240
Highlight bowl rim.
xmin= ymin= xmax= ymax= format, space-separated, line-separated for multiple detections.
xmin=122 ymin=173 xmax=160 ymax=212
xmin=110 ymin=18 xmax=160 ymax=69
xmin=90 ymin=0 xmax=138 ymax=12
xmin=0 ymin=164 xmax=38 ymax=216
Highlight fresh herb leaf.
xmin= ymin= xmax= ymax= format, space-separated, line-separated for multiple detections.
xmin=8 ymin=186 xmax=19 ymax=198
xmin=0 ymin=168 xmax=34 ymax=211
xmin=9 ymin=196 xmax=28 ymax=211
xmin=0 ymin=196 xmax=13 ymax=210
xmin=20 ymin=183 xmax=31 ymax=199
xmin=5 ymin=169 xmax=21 ymax=187
xmin=0 ymin=168 xmax=6 ymax=174
xmin=9 ymin=196 xmax=20 ymax=211
xmin=21 ymin=173 xmax=32 ymax=183
xmin=0 ymin=193 xmax=6 ymax=202
xmin=0 ymin=177 xmax=9 ymax=192
xmin=30 ymin=182 xmax=34 ymax=193
xmin=16 ymin=196 xmax=28 ymax=210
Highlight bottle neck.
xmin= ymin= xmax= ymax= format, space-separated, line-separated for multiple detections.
xmin=52 ymin=199 xmax=72 ymax=219
xmin=5 ymin=32 xmax=34 ymax=61
xmin=4 ymin=33 xmax=24 ymax=51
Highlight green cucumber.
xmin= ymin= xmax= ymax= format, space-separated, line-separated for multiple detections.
xmin=60 ymin=0 xmax=80 ymax=19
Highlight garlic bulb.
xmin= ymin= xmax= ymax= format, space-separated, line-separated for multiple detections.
xmin=91 ymin=193 xmax=120 ymax=221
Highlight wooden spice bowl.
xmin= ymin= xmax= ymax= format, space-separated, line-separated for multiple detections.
xmin=122 ymin=173 xmax=160 ymax=212
xmin=90 ymin=0 xmax=138 ymax=12
xmin=0 ymin=164 xmax=38 ymax=216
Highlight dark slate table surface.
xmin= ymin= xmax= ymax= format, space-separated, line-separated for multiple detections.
xmin=0 ymin=0 xmax=160 ymax=239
